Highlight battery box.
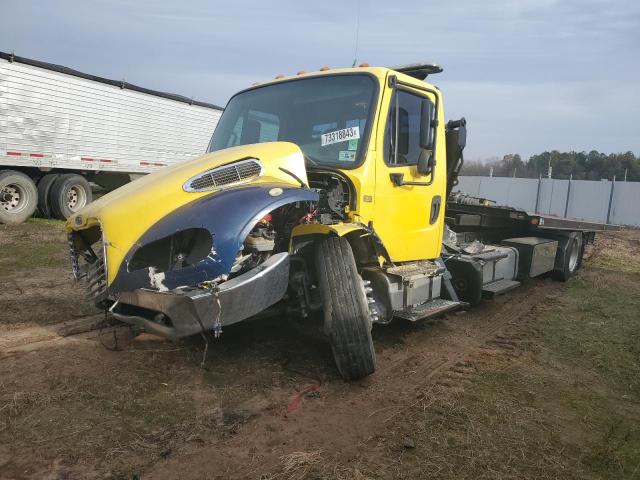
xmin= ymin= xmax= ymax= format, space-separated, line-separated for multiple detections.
xmin=501 ymin=237 xmax=558 ymax=278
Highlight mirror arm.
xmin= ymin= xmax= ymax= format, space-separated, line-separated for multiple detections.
xmin=394 ymin=90 xmax=399 ymax=165
xmin=390 ymin=172 xmax=435 ymax=187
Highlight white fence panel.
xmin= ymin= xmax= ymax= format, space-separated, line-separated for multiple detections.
xmin=456 ymin=176 xmax=640 ymax=227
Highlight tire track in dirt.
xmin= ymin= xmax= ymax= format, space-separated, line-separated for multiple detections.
xmin=0 ymin=315 xmax=111 ymax=356
xmin=359 ymin=280 xmax=555 ymax=427
xmin=144 ymin=279 xmax=559 ymax=480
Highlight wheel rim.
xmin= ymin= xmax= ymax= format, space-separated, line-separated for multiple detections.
xmin=0 ymin=183 xmax=29 ymax=213
xmin=66 ymin=184 xmax=88 ymax=212
xmin=568 ymin=238 xmax=580 ymax=272
xmin=360 ymin=278 xmax=377 ymax=324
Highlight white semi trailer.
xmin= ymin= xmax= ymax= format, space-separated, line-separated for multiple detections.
xmin=0 ymin=51 xmax=222 ymax=224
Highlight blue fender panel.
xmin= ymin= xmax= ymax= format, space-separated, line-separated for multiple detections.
xmin=110 ymin=183 xmax=318 ymax=294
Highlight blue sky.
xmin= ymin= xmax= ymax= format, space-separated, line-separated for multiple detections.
xmin=2 ymin=0 xmax=639 ymax=160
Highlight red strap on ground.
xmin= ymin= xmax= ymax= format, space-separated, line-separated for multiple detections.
xmin=286 ymin=383 xmax=321 ymax=413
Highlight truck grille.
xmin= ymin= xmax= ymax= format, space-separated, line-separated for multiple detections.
xmin=184 ymin=159 xmax=262 ymax=192
xmin=85 ymin=252 xmax=107 ymax=305
xmin=68 ymin=231 xmax=109 ymax=307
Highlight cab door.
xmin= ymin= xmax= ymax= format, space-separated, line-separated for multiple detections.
xmin=370 ymin=78 xmax=446 ymax=262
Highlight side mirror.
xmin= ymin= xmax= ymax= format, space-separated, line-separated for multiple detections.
xmin=457 ymin=124 xmax=467 ymax=150
xmin=420 ymin=99 xmax=435 ymax=150
xmin=418 ymin=99 xmax=435 ymax=175
xmin=417 ymin=150 xmax=433 ymax=176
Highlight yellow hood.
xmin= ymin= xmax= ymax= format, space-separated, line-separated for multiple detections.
xmin=66 ymin=141 xmax=309 ymax=285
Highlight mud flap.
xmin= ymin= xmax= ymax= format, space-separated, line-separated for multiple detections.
xmin=442 ymin=256 xmax=483 ymax=305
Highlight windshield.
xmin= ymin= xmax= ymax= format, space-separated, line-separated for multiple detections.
xmin=208 ymin=74 xmax=376 ymax=168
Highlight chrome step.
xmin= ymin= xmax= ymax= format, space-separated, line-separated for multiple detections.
xmin=394 ymin=298 xmax=462 ymax=322
xmin=482 ymin=279 xmax=521 ymax=297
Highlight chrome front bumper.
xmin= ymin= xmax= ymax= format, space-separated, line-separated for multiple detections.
xmin=111 ymin=252 xmax=290 ymax=340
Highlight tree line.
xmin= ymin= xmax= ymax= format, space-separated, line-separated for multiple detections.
xmin=461 ymin=151 xmax=640 ymax=181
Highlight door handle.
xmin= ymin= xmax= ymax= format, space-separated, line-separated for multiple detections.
xmin=430 ymin=195 xmax=441 ymax=224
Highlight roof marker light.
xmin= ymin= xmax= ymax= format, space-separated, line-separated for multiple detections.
xmin=358 ymin=63 xmax=370 ymax=67
xmin=319 ymin=66 xmax=330 ymax=71
xmin=275 ymin=74 xmax=285 ymax=79
xmin=296 ymin=70 xmax=306 ymax=75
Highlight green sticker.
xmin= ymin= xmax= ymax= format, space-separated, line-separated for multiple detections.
xmin=348 ymin=139 xmax=359 ymax=151
xmin=338 ymin=151 xmax=356 ymax=162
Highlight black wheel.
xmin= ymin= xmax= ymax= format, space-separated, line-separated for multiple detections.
xmin=50 ymin=174 xmax=93 ymax=220
xmin=315 ymin=236 xmax=376 ymax=381
xmin=553 ymin=232 xmax=583 ymax=282
xmin=0 ymin=170 xmax=38 ymax=224
xmin=36 ymin=174 xmax=60 ymax=218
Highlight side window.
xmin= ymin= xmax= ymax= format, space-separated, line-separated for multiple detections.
xmin=249 ymin=110 xmax=280 ymax=142
xmin=227 ymin=116 xmax=244 ymax=148
xmin=384 ymin=90 xmax=425 ymax=166
xmin=225 ymin=111 xmax=280 ymax=148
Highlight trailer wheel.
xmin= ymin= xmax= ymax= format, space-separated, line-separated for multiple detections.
xmin=37 ymin=174 xmax=60 ymax=218
xmin=315 ymin=236 xmax=376 ymax=381
xmin=553 ymin=232 xmax=583 ymax=282
xmin=50 ymin=174 xmax=93 ymax=220
xmin=0 ymin=170 xmax=38 ymax=224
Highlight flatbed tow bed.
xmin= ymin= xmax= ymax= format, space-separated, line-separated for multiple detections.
xmin=446 ymin=194 xmax=621 ymax=232
xmin=441 ymin=193 xmax=621 ymax=305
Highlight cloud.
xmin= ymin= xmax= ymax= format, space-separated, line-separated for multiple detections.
xmin=1 ymin=0 xmax=638 ymax=158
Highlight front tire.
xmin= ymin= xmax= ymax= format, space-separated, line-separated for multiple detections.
xmin=315 ymin=236 xmax=376 ymax=381
xmin=50 ymin=174 xmax=93 ymax=220
xmin=0 ymin=170 xmax=38 ymax=224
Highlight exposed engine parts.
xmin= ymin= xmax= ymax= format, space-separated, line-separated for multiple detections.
xmin=231 ymin=221 xmax=278 ymax=275
xmin=229 ymin=171 xmax=355 ymax=278
xmin=308 ymin=171 xmax=353 ymax=223
xmin=244 ymin=226 xmax=276 ymax=253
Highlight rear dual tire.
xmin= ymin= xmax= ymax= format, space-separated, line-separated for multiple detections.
xmin=48 ymin=174 xmax=92 ymax=220
xmin=0 ymin=170 xmax=38 ymax=224
xmin=37 ymin=174 xmax=60 ymax=218
xmin=315 ymin=236 xmax=376 ymax=381
xmin=0 ymin=171 xmax=92 ymax=224
xmin=553 ymin=232 xmax=584 ymax=282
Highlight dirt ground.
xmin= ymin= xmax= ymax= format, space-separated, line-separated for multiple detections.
xmin=1 ymin=220 xmax=639 ymax=479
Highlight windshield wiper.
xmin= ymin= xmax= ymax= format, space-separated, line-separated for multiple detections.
xmin=279 ymin=167 xmax=309 ymax=189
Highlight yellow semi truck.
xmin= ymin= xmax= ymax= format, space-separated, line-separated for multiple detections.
xmin=66 ymin=63 xmax=605 ymax=380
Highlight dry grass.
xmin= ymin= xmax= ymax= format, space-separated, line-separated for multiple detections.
xmin=265 ymin=450 xmax=376 ymax=480
xmin=2 ymin=222 xmax=639 ymax=479
xmin=279 ymin=450 xmax=322 ymax=479
xmin=315 ymin=232 xmax=640 ymax=480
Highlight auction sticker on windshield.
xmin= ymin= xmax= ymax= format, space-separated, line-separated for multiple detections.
xmin=321 ymin=126 xmax=360 ymax=146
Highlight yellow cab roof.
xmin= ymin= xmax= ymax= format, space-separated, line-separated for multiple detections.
xmin=240 ymin=65 xmax=440 ymax=96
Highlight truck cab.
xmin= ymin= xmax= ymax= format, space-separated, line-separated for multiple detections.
xmin=208 ymin=66 xmax=449 ymax=263
xmin=64 ymin=65 xmax=488 ymax=381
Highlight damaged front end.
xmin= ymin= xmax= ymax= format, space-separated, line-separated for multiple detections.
xmin=67 ymin=142 xmax=319 ymax=339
